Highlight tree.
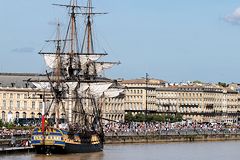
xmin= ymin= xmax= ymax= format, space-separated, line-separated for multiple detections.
xmin=0 ymin=119 xmax=3 ymax=127
xmin=164 ymin=114 xmax=174 ymax=122
xmin=145 ymin=115 xmax=154 ymax=122
xmin=218 ymin=82 xmax=228 ymax=87
xmin=152 ymin=115 xmax=164 ymax=122
xmin=135 ymin=113 xmax=145 ymax=122
xmin=124 ymin=112 xmax=134 ymax=122
xmin=193 ymin=80 xmax=203 ymax=84
xmin=5 ymin=122 xmax=15 ymax=129
xmin=174 ymin=113 xmax=183 ymax=122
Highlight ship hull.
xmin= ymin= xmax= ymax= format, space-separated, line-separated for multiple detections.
xmin=64 ymin=142 xmax=103 ymax=153
xmin=34 ymin=145 xmax=65 ymax=154
xmin=31 ymin=127 xmax=104 ymax=154
xmin=34 ymin=143 xmax=103 ymax=154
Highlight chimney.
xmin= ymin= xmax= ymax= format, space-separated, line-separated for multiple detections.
xmin=11 ymin=83 xmax=15 ymax=87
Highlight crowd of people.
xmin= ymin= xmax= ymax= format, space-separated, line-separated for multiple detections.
xmin=0 ymin=129 xmax=31 ymax=139
xmin=1 ymin=121 xmax=240 ymax=143
xmin=0 ymin=128 xmax=31 ymax=147
xmin=104 ymin=122 xmax=240 ymax=136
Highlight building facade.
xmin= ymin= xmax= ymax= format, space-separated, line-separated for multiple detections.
xmin=105 ymin=80 xmax=240 ymax=124
xmin=0 ymin=73 xmax=45 ymax=123
xmin=0 ymin=73 xmax=68 ymax=124
xmin=157 ymin=85 xmax=240 ymax=124
xmin=0 ymin=73 xmax=240 ymax=125
xmin=103 ymin=78 xmax=166 ymax=122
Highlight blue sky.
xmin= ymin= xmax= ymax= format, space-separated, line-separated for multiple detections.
xmin=0 ymin=0 xmax=240 ymax=83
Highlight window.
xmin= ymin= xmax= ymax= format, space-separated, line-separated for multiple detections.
xmin=32 ymin=101 xmax=35 ymax=110
xmin=31 ymin=112 xmax=35 ymax=119
xmin=2 ymin=100 xmax=6 ymax=110
xmin=24 ymin=101 xmax=27 ymax=110
xmin=8 ymin=111 xmax=13 ymax=122
xmin=23 ymin=112 xmax=26 ymax=119
xmin=39 ymin=102 xmax=43 ymax=110
xmin=10 ymin=100 xmax=13 ymax=110
xmin=38 ymin=113 xmax=42 ymax=119
xmin=16 ymin=112 xmax=19 ymax=119
xmin=10 ymin=93 xmax=13 ymax=99
xmin=17 ymin=94 xmax=20 ymax=99
xmin=2 ymin=111 xmax=5 ymax=122
xmin=3 ymin=93 xmax=6 ymax=99
xmin=17 ymin=101 xmax=20 ymax=110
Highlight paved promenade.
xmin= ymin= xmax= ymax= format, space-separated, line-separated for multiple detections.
xmin=0 ymin=122 xmax=240 ymax=147
xmin=104 ymin=122 xmax=240 ymax=137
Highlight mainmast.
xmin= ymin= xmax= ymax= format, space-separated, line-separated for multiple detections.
xmin=81 ymin=0 xmax=108 ymax=78
xmin=53 ymin=0 xmax=81 ymax=78
xmin=81 ymin=0 xmax=94 ymax=54
xmin=34 ymin=0 xmax=122 ymax=129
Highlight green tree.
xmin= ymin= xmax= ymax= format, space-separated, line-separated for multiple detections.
xmin=5 ymin=122 xmax=15 ymax=129
xmin=135 ymin=113 xmax=145 ymax=122
xmin=124 ymin=112 xmax=134 ymax=122
xmin=193 ymin=80 xmax=203 ymax=84
xmin=174 ymin=113 xmax=183 ymax=122
xmin=0 ymin=119 xmax=3 ymax=127
xmin=218 ymin=82 xmax=228 ymax=87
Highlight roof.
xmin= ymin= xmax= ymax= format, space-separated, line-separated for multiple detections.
xmin=156 ymin=84 xmax=240 ymax=94
xmin=120 ymin=78 xmax=166 ymax=85
xmin=0 ymin=72 xmax=46 ymax=88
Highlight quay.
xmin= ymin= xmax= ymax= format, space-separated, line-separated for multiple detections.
xmin=104 ymin=131 xmax=240 ymax=144
xmin=105 ymin=134 xmax=240 ymax=144
xmin=0 ymin=146 xmax=34 ymax=155
xmin=1 ymin=131 xmax=240 ymax=154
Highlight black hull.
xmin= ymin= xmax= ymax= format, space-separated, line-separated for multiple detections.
xmin=64 ymin=143 xmax=103 ymax=153
xmin=35 ymin=145 xmax=65 ymax=154
xmin=34 ymin=143 xmax=103 ymax=154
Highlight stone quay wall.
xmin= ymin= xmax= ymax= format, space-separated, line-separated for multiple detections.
xmin=104 ymin=133 xmax=240 ymax=144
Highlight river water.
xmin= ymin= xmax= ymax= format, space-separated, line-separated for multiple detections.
xmin=2 ymin=141 xmax=240 ymax=160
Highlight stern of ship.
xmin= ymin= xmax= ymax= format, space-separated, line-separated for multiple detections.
xmin=31 ymin=127 xmax=65 ymax=154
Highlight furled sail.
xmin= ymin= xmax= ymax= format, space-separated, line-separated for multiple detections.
xmin=84 ymin=62 xmax=119 ymax=75
xmin=66 ymin=82 xmax=78 ymax=90
xmin=43 ymin=54 xmax=58 ymax=69
xmin=78 ymin=82 xmax=112 ymax=97
xmin=95 ymin=62 xmax=116 ymax=74
xmin=43 ymin=54 xmax=105 ymax=69
xmin=32 ymin=82 xmax=51 ymax=90
xmin=104 ymin=88 xmax=124 ymax=98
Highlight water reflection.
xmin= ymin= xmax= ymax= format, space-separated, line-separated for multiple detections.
xmin=2 ymin=141 xmax=240 ymax=160
xmin=1 ymin=151 xmax=104 ymax=160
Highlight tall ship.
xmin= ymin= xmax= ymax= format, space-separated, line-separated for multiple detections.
xmin=30 ymin=0 xmax=123 ymax=154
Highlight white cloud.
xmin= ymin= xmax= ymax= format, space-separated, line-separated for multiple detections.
xmin=225 ymin=7 xmax=240 ymax=25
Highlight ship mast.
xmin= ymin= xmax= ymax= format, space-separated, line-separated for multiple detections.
xmin=34 ymin=0 xmax=121 ymax=129
xmin=45 ymin=22 xmax=64 ymax=128
xmin=86 ymin=0 xmax=94 ymax=54
xmin=68 ymin=0 xmax=79 ymax=78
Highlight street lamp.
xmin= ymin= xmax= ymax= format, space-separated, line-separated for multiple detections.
xmin=145 ymin=73 xmax=149 ymax=119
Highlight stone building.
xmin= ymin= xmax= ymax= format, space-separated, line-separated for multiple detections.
xmin=103 ymin=78 xmax=166 ymax=122
xmin=0 ymin=73 xmax=240 ymax=125
xmin=104 ymin=80 xmax=240 ymax=124
xmin=157 ymin=84 xmax=240 ymax=124
xmin=0 ymin=73 xmax=68 ymax=124
xmin=0 ymin=73 xmax=45 ymax=123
